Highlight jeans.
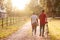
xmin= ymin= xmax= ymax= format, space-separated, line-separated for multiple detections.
xmin=40 ymin=24 xmax=45 ymax=36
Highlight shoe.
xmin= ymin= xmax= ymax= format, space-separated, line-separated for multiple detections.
xmin=39 ymin=34 xmax=41 ymax=36
xmin=42 ymin=35 xmax=44 ymax=37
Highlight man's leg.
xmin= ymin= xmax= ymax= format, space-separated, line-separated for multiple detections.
xmin=40 ymin=25 xmax=42 ymax=36
xmin=42 ymin=25 xmax=45 ymax=36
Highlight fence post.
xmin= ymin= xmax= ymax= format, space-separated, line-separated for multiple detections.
xmin=6 ymin=17 xmax=8 ymax=26
xmin=2 ymin=18 xmax=3 ymax=28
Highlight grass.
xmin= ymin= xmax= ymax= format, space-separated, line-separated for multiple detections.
xmin=0 ymin=17 xmax=30 ymax=39
xmin=48 ymin=19 xmax=60 ymax=40
xmin=0 ymin=25 xmax=18 ymax=38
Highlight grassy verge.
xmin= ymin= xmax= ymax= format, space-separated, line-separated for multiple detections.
xmin=48 ymin=19 xmax=60 ymax=40
xmin=0 ymin=24 xmax=18 ymax=38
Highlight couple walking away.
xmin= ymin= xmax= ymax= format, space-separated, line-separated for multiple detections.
xmin=31 ymin=10 xmax=48 ymax=37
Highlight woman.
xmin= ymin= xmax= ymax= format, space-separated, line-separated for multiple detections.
xmin=31 ymin=13 xmax=38 ymax=35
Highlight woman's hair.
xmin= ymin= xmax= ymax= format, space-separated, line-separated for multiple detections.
xmin=33 ymin=12 xmax=35 ymax=14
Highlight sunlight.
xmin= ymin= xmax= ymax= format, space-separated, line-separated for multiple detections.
xmin=12 ymin=0 xmax=30 ymax=10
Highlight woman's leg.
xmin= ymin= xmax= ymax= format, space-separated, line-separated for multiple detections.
xmin=32 ymin=24 xmax=34 ymax=35
xmin=35 ymin=26 xmax=37 ymax=35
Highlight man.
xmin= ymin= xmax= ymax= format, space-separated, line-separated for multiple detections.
xmin=39 ymin=10 xmax=47 ymax=37
xmin=31 ymin=13 xmax=38 ymax=35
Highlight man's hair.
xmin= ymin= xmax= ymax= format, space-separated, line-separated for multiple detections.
xmin=42 ymin=10 xmax=44 ymax=12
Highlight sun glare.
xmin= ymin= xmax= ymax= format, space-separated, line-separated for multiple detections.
xmin=12 ymin=0 xmax=30 ymax=10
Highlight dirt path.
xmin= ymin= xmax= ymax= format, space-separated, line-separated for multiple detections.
xmin=1 ymin=21 xmax=51 ymax=40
